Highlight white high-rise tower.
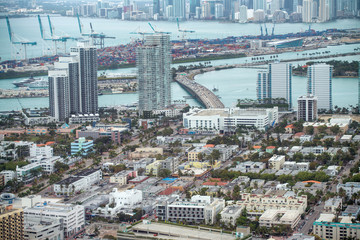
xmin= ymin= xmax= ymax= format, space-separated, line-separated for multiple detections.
xmin=307 ymin=64 xmax=333 ymax=111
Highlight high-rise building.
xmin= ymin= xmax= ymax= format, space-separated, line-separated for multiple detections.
xmin=307 ymin=64 xmax=333 ymax=111
xmin=271 ymin=0 xmax=283 ymax=14
xmin=215 ymin=3 xmax=224 ymax=18
xmin=302 ymin=0 xmax=314 ymax=22
xmin=257 ymin=62 xmax=292 ymax=109
xmin=319 ymin=0 xmax=330 ymax=22
xmin=297 ymin=95 xmax=318 ymax=122
xmin=173 ymin=0 xmax=186 ymax=19
xmin=153 ymin=0 xmax=160 ymax=15
xmin=0 ymin=205 xmax=24 ymax=240
xmin=71 ymin=41 xmax=98 ymax=115
xmin=49 ymin=56 xmax=78 ymax=121
xmin=257 ymin=70 xmax=271 ymax=101
xmin=239 ymin=5 xmax=248 ymax=22
xmin=223 ymin=0 xmax=232 ymax=19
xmin=358 ymin=62 xmax=360 ymax=108
xmin=253 ymin=0 xmax=266 ymax=10
xmin=49 ymin=41 xmax=98 ymax=122
xmin=137 ymin=34 xmax=171 ymax=115
xmin=190 ymin=0 xmax=201 ymax=17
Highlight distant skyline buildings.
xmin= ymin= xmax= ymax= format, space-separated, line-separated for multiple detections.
xmin=67 ymin=0 xmax=360 ymax=23
xmin=307 ymin=64 xmax=333 ymax=111
xmin=137 ymin=34 xmax=172 ymax=115
xmin=49 ymin=41 xmax=98 ymax=122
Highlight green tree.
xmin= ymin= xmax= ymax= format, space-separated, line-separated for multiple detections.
xmin=158 ymin=168 xmax=172 ymax=178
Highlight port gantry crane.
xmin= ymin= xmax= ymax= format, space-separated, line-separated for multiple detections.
xmin=6 ymin=16 xmax=37 ymax=61
xmin=176 ymin=18 xmax=195 ymax=41
xmin=129 ymin=26 xmax=154 ymax=42
xmin=77 ymin=14 xmax=115 ymax=49
xmin=148 ymin=22 xmax=171 ymax=34
xmin=46 ymin=15 xmax=81 ymax=54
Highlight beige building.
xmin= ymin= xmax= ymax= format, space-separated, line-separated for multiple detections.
xmin=188 ymin=147 xmax=206 ymax=161
xmin=231 ymin=193 xmax=307 ymax=216
xmin=0 ymin=205 xmax=24 ymax=240
xmin=220 ymin=205 xmax=243 ymax=226
xmin=313 ymin=214 xmax=360 ymax=240
xmin=268 ymin=155 xmax=286 ymax=170
xmin=145 ymin=160 xmax=163 ymax=176
xmin=129 ymin=147 xmax=163 ymax=159
xmin=259 ymin=209 xmax=301 ymax=229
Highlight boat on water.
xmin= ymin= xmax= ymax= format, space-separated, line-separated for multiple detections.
xmin=212 ymin=86 xmax=219 ymax=92
xmin=13 ymin=75 xmax=41 ymax=87
xmin=25 ymin=78 xmax=48 ymax=88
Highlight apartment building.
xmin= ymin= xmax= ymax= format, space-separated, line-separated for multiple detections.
xmin=0 ymin=205 xmax=24 ymax=240
xmin=268 ymin=155 xmax=286 ymax=170
xmin=259 ymin=209 xmax=301 ymax=229
xmin=313 ymin=214 xmax=360 ymax=240
xmin=220 ymin=205 xmax=243 ymax=226
xmin=232 ymin=193 xmax=307 ymax=216
xmin=24 ymin=216 xmax=64 ymax=240
xmin=156 ymin=195 xmax=225 ymax=224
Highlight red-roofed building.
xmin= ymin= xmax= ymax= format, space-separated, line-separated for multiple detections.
xmin=253 ymin=145 xmax=261 ymax=152
xmin=159 ymin=187 xmax=179 ymax=196
xmin=285 ymin=124 xmax=294 ymax=134
xmin=293 ymin=132 xmax=305 ymax=139
xmin=266 ymin=146 xmax=276 ymax=153
xmin=204 ymin=144 xmax=215 ymax=148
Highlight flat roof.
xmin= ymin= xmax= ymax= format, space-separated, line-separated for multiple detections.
xmin=132 ymin=222 xmax=236 ymax=240
xmin=75 ymin=168 xmax=100 ymax=177
xmin=56 ymin=176 xmax=83 ymax=185
xmin=317 ymin=213 xmax=335 ymax=222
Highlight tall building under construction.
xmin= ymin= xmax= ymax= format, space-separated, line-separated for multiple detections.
xmin=137 ymin=34 xmax=172 ymax=115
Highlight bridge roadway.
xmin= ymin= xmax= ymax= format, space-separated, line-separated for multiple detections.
xmin=174 ymin=51 xmax=360 ymax=109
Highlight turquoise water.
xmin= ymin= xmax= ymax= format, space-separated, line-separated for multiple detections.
xmin=0 ymin=18 xmax=359 ymax=111
xmin=0 ymin=16 xmax=359 ymax=60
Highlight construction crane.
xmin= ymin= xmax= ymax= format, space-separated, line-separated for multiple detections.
xmin=76 ymin=14 xmax=115 ymax=49
xmin=37 ymin=15 xmax=58 ymax=55
xmin=148 ymin=22 xmax=171 ymax=34
xmin=6 ymin=16 xmax=37 ymax=61
xmin=260 ymin=24 xmax=263 ymax=37
xmin=176 ymin=18 xmax=195 ymax=40
xmin=272 ymin=23 xmax=275 ymax=36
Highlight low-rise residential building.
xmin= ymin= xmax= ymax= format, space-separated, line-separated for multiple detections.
xmin=324 ymin=197 xmax=342 ymax=213
xmin=29 ymin=156 xmax=63 ymax=174
xmin=145 ymin=161 xmax=163 ymax=176
xmin=283 ymin=162 xmax=309 ymax=171
xmin=0 ymin=170 xmax=16 ymax=185
xmin=325 ymin=165 xmax=340 ymax=176
xmin=342 ymin=205 xmax=360 ymax=217
xmin=71 ymin=137 xmax=94 ymax=156
xmin=231 ymin=193 xmax=307 ymax=217
xmin=76 ymin=126 xmax=127 ymax=144
xmin=230 ymin=161 xmax=266 ymax=173
xmin=133 ymin=158 xmax=156 ymax=171
xmin=220 ymin=205 xmax=243 ymax=226
xmin=54 ymin=169 xmax=102 ymax=195
xmin=313 ymin=214 xmax=360 ymax=240
xmin=23 ymin=203 xmax=85 ymax=238
xmin=337 ymin=182 xmax=360 ymax=197
xmin=268 ymin=155 xmax=285 ymax=170
xmin=109 ymin=170 xmax=137 ymax=185
xmin=259 ymin=209 xmax=301 ymax=229
xmin=30 ymin=143 xmax=53 ymax=158
xmin=24 ymin=216 xmax=64 ymax=240
xmin=16 ymin=163 xmax=42 ymax=183
xmin=69 ymin=114 xmax=100 ymax=124
xmin=156 ymin=195 xmax=225 ymax=224
xmin=188 ymin=147 xmax=207 ymax=161
xmin=161 ymin=157 xmax=179 ymax=173
xmin=98 ymin=188 xmax=142 ymax=216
